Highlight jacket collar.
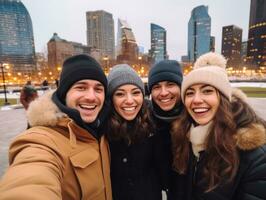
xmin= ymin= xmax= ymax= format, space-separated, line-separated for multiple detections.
xmin=26 ymin=90 xmax=100 ymax=142
xmin=27 ymin=90 xmax=66 ymax=127
xmin=235 ymin=123 xmax=266 ymax=151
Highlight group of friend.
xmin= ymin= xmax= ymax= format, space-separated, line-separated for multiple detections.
xmin=0 ymin=52 xmax=265 ymax=200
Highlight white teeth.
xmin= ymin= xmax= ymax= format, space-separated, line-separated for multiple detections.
xmin=193 ymin=108 xmax=208 ymax=113
xmin=123 ymin=107 xmax=135 ymax=111
xmin=161 ymin=99 xmax=171 ymax=103
xmin=80 ymin=104 xmax=96 ymax=109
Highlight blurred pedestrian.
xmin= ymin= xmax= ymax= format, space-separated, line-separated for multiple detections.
xmin=20 ymin=84 xmax=38 ymax=110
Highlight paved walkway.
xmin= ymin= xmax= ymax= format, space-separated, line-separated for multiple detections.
xmin=1 ymin=98 xmax=266 ymax=178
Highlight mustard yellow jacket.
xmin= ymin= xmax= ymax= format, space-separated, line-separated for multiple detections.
xmin=0 ymin=91 xmax=112 ymax=200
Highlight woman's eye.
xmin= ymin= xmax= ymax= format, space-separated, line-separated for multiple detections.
xmin=132 ymin=90 xmax=141 ymax=95
xmin=185 ymin=91 xmax=194 ymax=96
xmin=114 ymin=92 xmax=124 ymax=97
xmin=203 ymin=89 xmax=214 ymax=94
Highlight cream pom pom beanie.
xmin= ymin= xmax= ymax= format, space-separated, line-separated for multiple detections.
xmin=181 ymin=52 xmax=232 ymax=102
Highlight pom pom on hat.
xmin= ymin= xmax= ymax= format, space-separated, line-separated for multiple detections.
xmin=181 ymin=52 xmax=232 ymax=102
xmin=194 ymin=52 xmax=227 ymax=69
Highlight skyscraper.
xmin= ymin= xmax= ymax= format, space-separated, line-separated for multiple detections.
xmin=0 ymin=0 xmax=36 ymax=73
xmin=116 ymin=18 xmax=138 ymax=63
xmin=86 ymin=10 xmax=115 ymax=59
xmin=150 ymin=23 xmax=167 ymax=64
xmin=246 ymin=0 xmax=266 ymax=69
xmin=222 ymin=25 xmax=242 ymax=68
xmin=187 ymin=5 xmax=211 ymax=62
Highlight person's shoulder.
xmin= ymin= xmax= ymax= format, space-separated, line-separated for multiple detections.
xmin=11 ymin=126 xmax=66 ymax=148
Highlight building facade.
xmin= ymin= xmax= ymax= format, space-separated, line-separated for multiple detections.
xmin=246 ymin=0 xmax=266 ymax=69
xmin=86 ymin=10 xmax=115 ymax=60
xmin=150 ymin=23 xmax=167 ymax=64
xmin=47 ymin=33 xmax=90 ymax=78
xmin=187 ymin=5 xmax=211 ymax=62
xmin=222 ymin=25 xmax=242 ymax=68
xmin=0 ymin=0 xmax=36 ymax=73
xmin=116 ymin=18 xmax=139 ymax=63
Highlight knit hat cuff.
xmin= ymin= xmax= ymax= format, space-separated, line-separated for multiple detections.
xmin=57 ymin=67 xmax=107 ymax=100
xmin=148 ymin=71 xmax=182 ymax=91
xmin=108 ymin=73 xmax=145 ymax=96
xmin=181 ymin=66 xmax=232 ymax=102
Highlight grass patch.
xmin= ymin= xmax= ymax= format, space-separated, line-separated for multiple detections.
xmin=237 ymin=87 xmax=266 ymax=98
xmin=0 ymin=98 xmax=19 ymax=106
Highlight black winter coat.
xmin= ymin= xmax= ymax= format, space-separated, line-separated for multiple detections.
xmin=169 ymin=123 xmax=266 ymax=200
xmin=152 ymin=115 xmax=173 ymax=192
xmin=109 ymin=134 xmax=162 ymax=200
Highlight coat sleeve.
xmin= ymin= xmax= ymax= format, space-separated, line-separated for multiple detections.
xmin=236 ymin=145 xmax=266 ymax=200
xmin=0 ymin=132 xmax=64 ymax=200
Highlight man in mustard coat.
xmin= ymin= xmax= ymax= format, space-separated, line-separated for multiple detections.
xmin=0 ymin=54 xmax=112 ymax=200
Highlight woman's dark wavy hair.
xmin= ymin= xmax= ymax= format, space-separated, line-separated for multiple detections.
xmin=106 ymin=99 xmax=154 ymax=144
xmin=171 ymin=90 xmax=266 ymax=192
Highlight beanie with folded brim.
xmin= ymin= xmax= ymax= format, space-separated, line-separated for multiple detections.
xmin=181 ymin=52 xmax=232 ymax=102
xmin=54 ymin=54 xmax=107 ymax=102
xmin=148 ymin=60 xmax=183 ymax=92
xmin=108 ymin=64 xmax=145 ymax=97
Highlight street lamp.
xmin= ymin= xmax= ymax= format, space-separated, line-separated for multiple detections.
xmin=103 ymin=56 xmax=109 ymax=74
xmin=0 ymin=62 xmax=10 ymax=105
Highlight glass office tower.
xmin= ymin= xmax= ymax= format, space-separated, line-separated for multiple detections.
xmin=0 ymin=0 xmax=36 ymax=72
xmin=150 ymin=23 xmax=167 ymax=64
xmin=246 ymin=0 xmax=266 ymax=69
xmin=187 ymin=5 xmax=211 ymax=62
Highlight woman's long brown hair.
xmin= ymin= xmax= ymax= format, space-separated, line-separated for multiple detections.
xmin=106 ymin=100 xmax=154 ymax=144
xmin=171 ymin=92 xmax=265 ymax=192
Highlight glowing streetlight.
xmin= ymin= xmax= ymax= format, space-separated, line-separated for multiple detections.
xmin=0 ymin=62 xmax=10 ymax=105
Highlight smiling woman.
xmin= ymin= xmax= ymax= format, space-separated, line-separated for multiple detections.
xmin=105 ymin=64 xmax=164 ymax=200
xmin=169 ymin=52 xmax=266 ymax=200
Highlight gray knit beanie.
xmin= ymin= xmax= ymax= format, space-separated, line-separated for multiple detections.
xmin=108 ymin=64 xmax=145 ymax=96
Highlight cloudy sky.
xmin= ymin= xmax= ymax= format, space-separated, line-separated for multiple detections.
xmin=21 ymin=0 xmax=250 ymax=60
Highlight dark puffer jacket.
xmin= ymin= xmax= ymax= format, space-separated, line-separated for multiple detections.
xmin=109 ymin=135 xmax=162 ymax=200
xmin=169 ymin=123 xmax=266 ymax=200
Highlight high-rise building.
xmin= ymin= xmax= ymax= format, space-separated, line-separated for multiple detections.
xmin=246 ymin=0 xmax=266 ymax=69
xmin=187 ymin=5 xmax=211 ymax=62
xmin=0 ymin=0 xmax=36 ymax=73
xmin=116 ymin=18 xmax=139 ymax=63
xmin=86 ymin=10 xmax=115 ymax=60
xmin=150 ymin=23 xmax=167 ymax=64
xmin=241 ymin=41 xmax=248 ymax=59
xmin=222 ymin=25 xmax=242 ymax=68
xmin=210 ymin=36 xmax=215 ymax=52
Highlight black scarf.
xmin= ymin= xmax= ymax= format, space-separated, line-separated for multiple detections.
xmin=52 ymin=92 xmax=110 ymax=139
xmin=152 ymin=100 xmax=183 ymax=123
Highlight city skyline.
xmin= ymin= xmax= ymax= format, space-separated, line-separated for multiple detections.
xmin=21 ymin=0 xmax=250 ymax=60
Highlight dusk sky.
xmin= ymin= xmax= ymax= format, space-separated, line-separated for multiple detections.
xmin=21 ymin=0 xmax=250 ymax=60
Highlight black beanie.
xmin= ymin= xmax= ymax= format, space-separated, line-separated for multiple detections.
xmin=55 ymin=54 xmax=107 ymax=102
xmin=148 ymin=60 xmax=183 ymax=92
